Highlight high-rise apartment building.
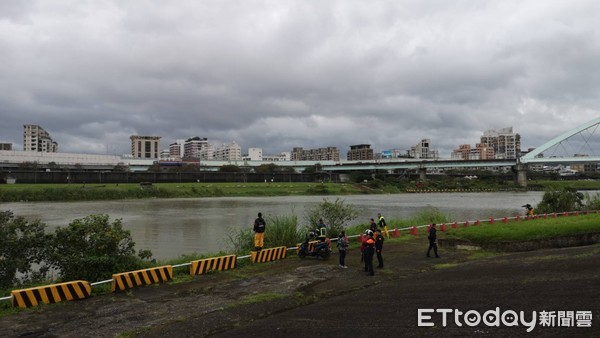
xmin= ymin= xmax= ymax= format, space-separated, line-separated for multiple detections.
xmin=23 ymin=124 xmax=58 ymax=152
xmin=130 ymin=135 xmax=161 ymax=159
xmin=480 ymin=127 xmax=521 ymax=159
xmin=409 ymin=139 xmax=439 ymax=159
xmin=347 ymin=144 xmax=373 ymax=161
xmin=183 ymin=137 xmax=209 ymax=159
xmin=169 ymin=139 xmax=185 ymax=159
xmin=291 ymin=147 xmax=340 ymax=161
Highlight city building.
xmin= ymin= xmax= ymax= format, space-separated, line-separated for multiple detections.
xmin=480 ymin=127 xmax=521 ymax=159
xmin=23 ymin=124 xmax=58 ymax=152
xmin=347 ymin=144 xmax=373 ymax=161
xmin=213 ymin=141 xmax=241 ymax=161
xmin=451 ymin=143 xmax=495 ymax=160
xmin=247 ymin=148 xmax=263 ymax=161
xmin=571 ymin=154 xmax=597 ymax=174
xmin=130 ymin=135 xmax=161 ymax=159
xmin=0 ymin=143 xmax=12 ymax=151
xmin=291 ymin=147 xmax=340 ymax=161
xmin=183 ymin=137 xmax=209 ymax=159
xmin=168 ymin=139 xmax=185 ymax=159
xmin=409 ymin=139 xmax=439 ymax=159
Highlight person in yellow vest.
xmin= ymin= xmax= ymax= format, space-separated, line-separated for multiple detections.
xmin=253 ymin=212 xmax=266 ymax=251
xmin=377 ymin=213 xmax=389 ymax=239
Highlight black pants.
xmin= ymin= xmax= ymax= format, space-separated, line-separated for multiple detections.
xmin=427 ymin=241 xmax=439 ymax=257
xmin=364 ymin=253 xmax=374 ymax=275
xmin=376 ymin=250 xmax=383 ymax=268
xmin=339 ymin=250 xmax=346 ymax=266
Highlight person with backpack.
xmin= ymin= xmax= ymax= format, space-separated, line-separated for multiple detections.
xmin=253 ymin=212 xmax=266 ymax=251
xmin=337 ymin=230 xmax=348 ymax=269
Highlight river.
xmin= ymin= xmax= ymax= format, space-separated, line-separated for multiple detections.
xmin=1 ymin=192 xmax=545 ymax=260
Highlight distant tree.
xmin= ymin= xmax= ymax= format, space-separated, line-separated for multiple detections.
xmin=0 ymin=211 xmax=51 ymax=288
xmin=219 ymin=164 xmax=241 ymax=172
xmin=255 ymin=163 xmax=279 ymax=173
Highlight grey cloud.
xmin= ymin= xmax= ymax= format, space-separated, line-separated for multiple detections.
xmin=1 ymin=0 xmax=599 ymax=158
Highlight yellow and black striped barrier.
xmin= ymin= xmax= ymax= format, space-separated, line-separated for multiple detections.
xmin=296 ymin=240 xmax=319 ymax=253
xmin=11 ymin=280 xmax=91 ymax=308
xmin=190 ymin=255 xmax=237 ymax=276
xmin=112 ymin=265 xmax=173 ymax=292
xmin=251 ymin=246 xmax=287 ymax=263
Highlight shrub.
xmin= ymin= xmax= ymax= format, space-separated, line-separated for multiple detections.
xmin=536 ymin=188 xmax=584 ymax=214
xmin=0 ymin=211 xmax=52 ymax=289
xmin=48 ymin=214 xmax=152 ymax=282
xmin=303 ymin=198 xmax=359 ymax=238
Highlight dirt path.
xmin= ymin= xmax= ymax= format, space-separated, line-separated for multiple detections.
xmin=1 ymin=239 xmax=599 ymax=337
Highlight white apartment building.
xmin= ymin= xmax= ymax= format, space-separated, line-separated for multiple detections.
xmin=213 ymin=141 xmax=241 ymax=161
xmin=23 ymin=124 xmax=58 ymax=152
xmin=247 ymin=148 xmax=263 ymax=161
xmin=409 ymin=139 xmax=439 ymax=159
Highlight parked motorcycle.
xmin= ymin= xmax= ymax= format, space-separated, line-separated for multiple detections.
xmin=298 ymin=231 xmax=331 ymax=259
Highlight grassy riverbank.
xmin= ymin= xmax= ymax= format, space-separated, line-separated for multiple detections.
xmin=2 ymin=179 xmax=600 ymax=202
xmin=0 ymin=182 xmax=371 ymax=202
xmin=442 ymin=212 xmax=600 ymax=242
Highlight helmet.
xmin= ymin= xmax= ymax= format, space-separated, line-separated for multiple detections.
xmin=309 ymin=231 xmax=316 ymax=237
xmin=365 ymin=229 xmax=373 ymax=236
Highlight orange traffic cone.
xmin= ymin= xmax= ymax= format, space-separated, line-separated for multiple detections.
xmin=489 ymin=217 xmax=495 ymax=224
xmin=440 ymin=223 xmax=447 ymax=232
xmin=392 ymin=228 xmax=400 ymax=237
xmin=502 ymin=217 xmax=508 ymax=223
xmin=474 ymin=220 xmax=480 ymax=226
xmin=410 ymin=226 xmax=418 ymax=236
xmin=463 ymin=221 xmax=469 ymax=227
xmin=452 ymin=221 xmax=458 ymax=229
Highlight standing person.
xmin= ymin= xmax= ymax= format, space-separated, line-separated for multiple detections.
xmin=253 ymin=212 xmax=266 ymax=251
xmin=363 ymin=230 xmax=375 ymax=276
xmin=377 ymin=213 xmax=389 ymax=239
xmin=426 ymin=223 xmax=440 ymax=258
xmin=337 ymin=230 xmax=348 ymax=269
xmin=375 ymin=229 xmax=384 ymax=268
xmin=369 ymin=218 xmax=377 ymax=232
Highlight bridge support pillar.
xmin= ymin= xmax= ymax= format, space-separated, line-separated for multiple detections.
xmin=515 ymin=163 xmax=528 ymax=187
xmin=418 ymin=167 xmax=427 ymax=181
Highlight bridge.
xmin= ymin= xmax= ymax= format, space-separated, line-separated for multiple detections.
xmin=319 ymin=117 xmax=600 ymax=186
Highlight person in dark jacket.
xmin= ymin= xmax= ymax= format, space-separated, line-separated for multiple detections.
xmin=426 ymin=223 xmax=440 ymax=258
xmin=374 ymin=229 xmax=384 ymax=268
xmin=253 ymin=212 xmax=266 ymax=251
xmin=337 ymin=231 xmax=348 ymax=268
xmin=363 ymin=230 xmax=375 ymax=276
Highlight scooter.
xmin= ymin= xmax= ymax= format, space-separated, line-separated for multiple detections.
xmin=298 ymin=233 xmax=331 ymax=259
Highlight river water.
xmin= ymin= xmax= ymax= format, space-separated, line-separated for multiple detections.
xmin=1 ymin=192 xmax=545 ymax=260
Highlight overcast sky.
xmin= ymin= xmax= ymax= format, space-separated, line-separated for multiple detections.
xmin=1 ymin=0 xmax=599 ymax=158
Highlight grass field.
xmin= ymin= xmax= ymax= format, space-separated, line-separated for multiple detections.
xmin=442 ymin=212 xmax=600 ymax=242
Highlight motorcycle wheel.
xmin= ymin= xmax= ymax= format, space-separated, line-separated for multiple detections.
xmin=298 ymin=250 xmax=307 ymax=258
xmin=318 ymin=249 xmax=330 ymax=259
